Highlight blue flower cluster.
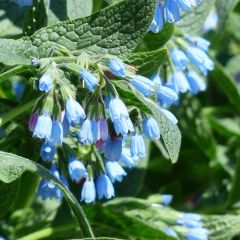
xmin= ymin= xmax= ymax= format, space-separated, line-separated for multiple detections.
xmin=150 ymin=0 xmax=202 ymax=32
xmin=30 ymin=56 xmax=179 ymax=203
xmin=152 ymin=34 xmax=213 ymax=108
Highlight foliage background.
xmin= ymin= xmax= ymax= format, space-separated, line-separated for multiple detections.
xmin=0 ymin=0 xmax=240 ymax=239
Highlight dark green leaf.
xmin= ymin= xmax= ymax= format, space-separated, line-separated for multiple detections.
xmin=0 ymin=180 xmax=19 ymax=218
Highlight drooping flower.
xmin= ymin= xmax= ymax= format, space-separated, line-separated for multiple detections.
xmin=99 ymin=119 xmax=109 ymax=141
xmin=164 ymin=227 xmax=178 ymax=238
xmin=157 ymin=85 xmax=179 ymax=106
xmin=38 ymin=165 xmax=62 ymax=200
xmin=80 ymin=70 xmax=98 ymax=92
xmin=164 ymin=0 xmax=180 ymax=23
xmin=96 ymin=174 xmax=115 ymax=200
xmin=185 ymin=35 xmax=210 ymax=52
xmin=171 ymin=49 xmax=189 ymax=70
xmin=149 ymin=1 xmax=164 ymax=33
xmin=142 ymin=117 xmax=160 ymax=140
xmin=113 ymin=116 xmax=134 ymax=136
xmin=131 ymin=75 xmax=154 ymax=97
xmin=81 ymin=179 xmax=96 ymax=203
xmin=68 ymin=156 xmax=87 ymax=182
xmin=102 ymin=137 xmax=122 ymax=161
xmin=39 ymin=74 xmax=53 ymax=92
xmin=170 ymin=70 xmax=190 ymax=93
xmin=119 ymin=147 xmax=136 ymax=168
xmin=161 ymin=194 xmax=173 ymax=205
xmin=108 ymin=97 xmax=134 ymax=136
xmin=33 ymin=112 xmax=52 ymax=140
xmin=187 ymin=47 xmax=214 ymax=76
xmin=40 ymin=142 xmax=56 ymax=161
xmin=62 ymin=115 xmax=70 ymax=137
xmin=187 ymin=227 xmax=209 ymax=240
xmin=49 ymin=121 xmax=63 ymax=146
xmin=78 ymin=118 xmax=95 ymax=144
xmin=105 ymin=161 xmax=127 ymax=183
xmin=130 ymin=132 xmax=146 ymax=158
xmin=186 ymin=71 xmax=206 ymax=94
xmin=175 ymin=0 xmax=192 ymax=11
xmin=65 ymin=98 xmax=86 ymax=125
xmin=12 ymin=81 xmax=25 ymax=101
xmin=109 ymin=59 xmax=126 ymax=77
xmin=151 ymin=73 xmax=162 ymax=85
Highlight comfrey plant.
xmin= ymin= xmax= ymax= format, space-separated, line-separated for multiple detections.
xmin=29 ymin=53 xmax=178 ymax=203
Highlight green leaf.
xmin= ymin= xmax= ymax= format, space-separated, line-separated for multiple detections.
xmin=29 ymin=0 xmax=157 ymax=57
xmin=177 ymin=0 xmax=215 ymax=34
xmin=125 ymin=48 xmax=168 ymax=77
xmin=209 ymin=62 xmax=240 ymax=113
xmin=84 ymin=204 xmax=175 ymax=239
xmin=0 ymin=0 xmax=157 ymax=66
xmin=137 ymin=23 xmax=174 ymax=51
xmin=0 ymin=151 xmax=94 ymax=238
xmin=0 ymin=39 xmax=32 ymax=66
xmin=114 ymin=82 xmax=151 ymax=114
xmin=206 ymin=214 xmax=240 ymax=240
xmin=216 ymin=0 xmax=239 ymax=31
xmin=0 ymin=180 xmax=19 ymax=218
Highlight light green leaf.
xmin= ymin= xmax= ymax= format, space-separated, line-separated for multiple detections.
xmin=0 ymin=39 xmax=32 ymax=66
xmin=206 ymin=214 xmax=240 ymax=240
xmin=177 ymin=0 xmax=216 ymax=34
xmin=125 ymin=48 xmax=168 ymax=77
xmin=0 ymin=151 xmax=94 ymax=238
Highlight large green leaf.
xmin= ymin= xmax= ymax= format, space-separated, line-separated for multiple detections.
xmin=0 ymin=0 xmax=157 ymax=66
xmin=0 ymin=151 xmax=94 ymax=238
xmin=67 ymin=0 xmax=93 ymax=19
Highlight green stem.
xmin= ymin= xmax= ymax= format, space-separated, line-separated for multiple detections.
xmin=18 ymin=223 xmax=76 ymax=240
xmin=0 ymin=99 xmax=37 ymax=126
xmin=0 ymin=65 xmax=34 ymax=84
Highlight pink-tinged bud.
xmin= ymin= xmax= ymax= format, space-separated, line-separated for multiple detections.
xmin=99 ymin=119 xmax=108 ymax=141
xmin=28 ymin=113 xmax=39 ymax=131
xmin=96 ymin=139 xmax=104 ymax=149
